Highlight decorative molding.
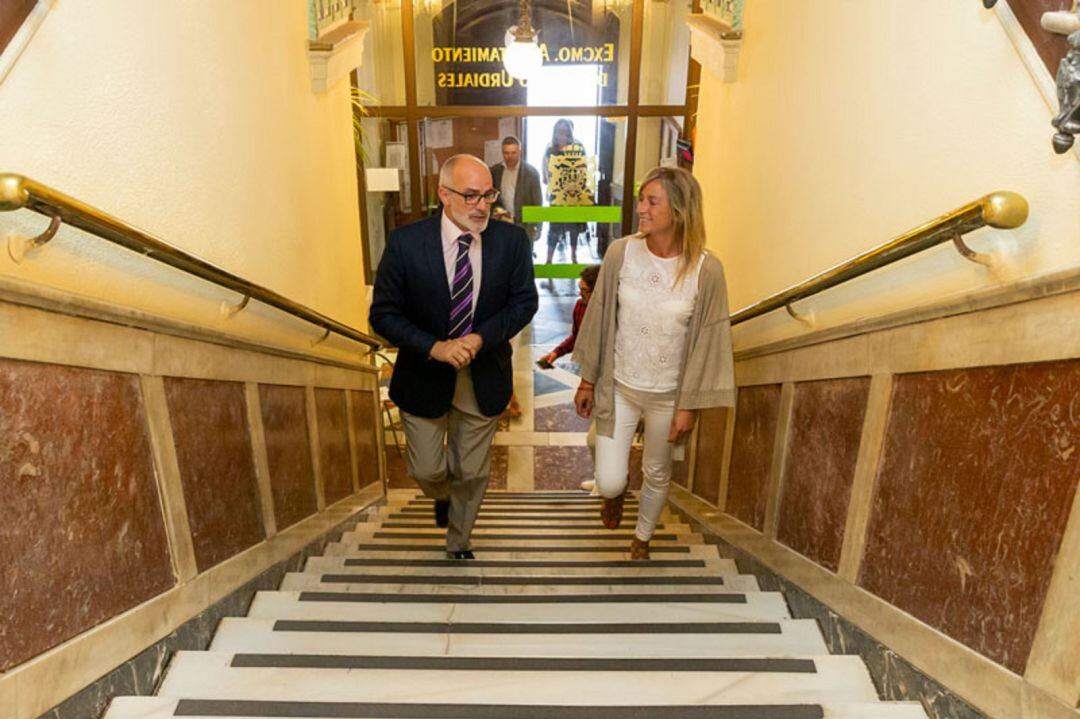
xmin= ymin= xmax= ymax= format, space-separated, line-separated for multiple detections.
xmin=0 ymin=0 xmax=54 ymax=87
xmin=686 ymin=13 xmax=743 ymax=83
xmin=308 ymin=20 xmax=370 ymax=93
xmin=992 ymin=0 xmax=1080 ymax=160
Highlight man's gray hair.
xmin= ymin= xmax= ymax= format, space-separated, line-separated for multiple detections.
xmin=439 ymin=154 xmax=488 ymax=187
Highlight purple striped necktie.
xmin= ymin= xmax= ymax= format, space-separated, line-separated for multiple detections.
xmin=447 ymin=233 xmax=474 ymax=338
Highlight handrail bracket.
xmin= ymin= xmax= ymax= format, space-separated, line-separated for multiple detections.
xmin=312 ymin=327 xmax=332 ymax=346
xmin=220 ymin=293 xmax=251 ymax=318
xmin=785 ymin=302 xmax=815 ymax=328
xmin=952 ymin=232 xmax=994 ymax=268
xmin=7 ymin=214 xmax=61 ymax=264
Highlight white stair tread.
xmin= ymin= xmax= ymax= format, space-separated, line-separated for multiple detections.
xmin=345 ymin=530 xmax=705 ymax=546
xmin=208 ymin=617 xmax=829 ymax=657
xmin=277 ymin=571 xmax=761 ymax=593
xmin=247 ymin=590 xmax=792 ymax=622
xmin=302 ymin=554 xmax=739 ymax=575
xmin=105 ymin=696 xmax=929 ymax=719
xmin=156 ymin=651 xmax=880 ymax=705
xmin=322 ymin=542 xmax=723 ymax=561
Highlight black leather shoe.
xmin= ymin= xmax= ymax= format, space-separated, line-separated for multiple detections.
xmin=434 ymin=499 xmax=450 ymax=528
xmin=446 ymin=550 xmax=475 ymax=560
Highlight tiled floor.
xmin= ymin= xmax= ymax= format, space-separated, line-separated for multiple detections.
xmin=382 ymin=278 xmax=694 ymax=493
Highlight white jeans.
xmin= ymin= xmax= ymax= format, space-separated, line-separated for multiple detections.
xmin=594 ymin=382 xmax=676 ymax=541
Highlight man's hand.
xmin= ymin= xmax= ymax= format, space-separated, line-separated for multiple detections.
xmin=667 ymin=409 xmax=696 ymax=443
xmin=574 ymin=381 xmax=594 ymax=419
xmin=429 ymin=339 xmax=475 ymax=369
xmin=459 ymin=333 xmax=484 ymax=355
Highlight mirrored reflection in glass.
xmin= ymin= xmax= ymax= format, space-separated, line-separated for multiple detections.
xmin=360 ymin=117 xmax=410 ymax=272
xmin=413 ymin=0 xmax=630 ymax=106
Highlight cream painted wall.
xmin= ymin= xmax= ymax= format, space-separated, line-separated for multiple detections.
xmin=693 ymin=0 xmax=1080 ymax=350
xmin=0 ymin=1 xmax=369 ymax=361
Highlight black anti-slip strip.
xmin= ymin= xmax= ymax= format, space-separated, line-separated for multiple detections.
xmin=342 ymin=558 xmax=705 ymax=568
xmin=388 ymin=513 xmax=628 ymax=521
xmin=318 ymin=574 xmax=725 ymax=586
xmin=354 ymin=543 xmax=690 ymax=553
xmin=397 ymin=503 xmax=630 ymax=509
xmin=380 ymin=522 xmax=664 ymax=530
xmin=418 ymin=492 xmax=612 ymax=498
xmin=405 ymin=499 xmax=640 ymax=506
xmin=176 ymin=699 xmax=825 ymax=719
xmin=373 ymin=532 xmax=679 ymax=540
xmin=297 ymin=591 xmax=747 ymax=604
xmin=229 ymin=654 xmax=817 ymax=673
xmin=272 ymin=620 xmax=783 ymax=634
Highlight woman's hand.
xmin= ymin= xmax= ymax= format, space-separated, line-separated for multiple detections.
xmin=667 ymin=409 xmax=696 ymax=443
xmin=574 ymin=382 xmax=594 ymax=418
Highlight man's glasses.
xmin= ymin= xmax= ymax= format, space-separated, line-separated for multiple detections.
xmin=442 ymin=186 xmax=500 ymax=206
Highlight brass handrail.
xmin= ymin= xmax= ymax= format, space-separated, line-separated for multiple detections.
xmin=0 ymin=173 xmax=380 ymax=351
xmin=730 ymin=191 xmax=1029 ymax=326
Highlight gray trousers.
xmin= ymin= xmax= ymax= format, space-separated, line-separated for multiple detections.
xmin=399 ymin=369 xmax=500 ymax=552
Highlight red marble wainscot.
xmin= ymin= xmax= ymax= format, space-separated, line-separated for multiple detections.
xmin=0 ymin=358 xmax=174 ymax=671
xmin=164 ymin=377 xmax=265 ymax=571
xmin=315 ymin=388 xmax=354 ymax=505
xmin=725 ymin=384 xmax=782 ymax=531
xmin=350 ymin=389 xmax=380 ymax=488
xmin=776 ymin=377 xmax=870 ymax=572
xmin=690 ymin=406 xmax=731 ymax=504
xmin=858 ymin=360 xmax=1080 ymax=674
xmin=258 ymin=384 xmax=318 ymax=530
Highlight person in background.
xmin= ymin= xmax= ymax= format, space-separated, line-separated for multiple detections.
xmin=490 ymin=136 xmax=543 ymax=251
xmin=537 ymin=264 xmax=600 ymax=369
xmin=542 ymin=119 xmax=589 ymax=264
xmin=572 ymin=166 xmax=735 ymax=560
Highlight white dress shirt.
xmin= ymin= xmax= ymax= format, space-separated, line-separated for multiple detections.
xmin=440 ymin=211 xmax=482 ymax=315
xmin=499 ymin=162 xmax=519 ymax=221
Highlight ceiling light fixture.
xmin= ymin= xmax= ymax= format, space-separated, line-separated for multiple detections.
xmin=503 ymin=0 xmax=542 ymax=80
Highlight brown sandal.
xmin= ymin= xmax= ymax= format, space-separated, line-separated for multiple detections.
xmin=600 ymin=491 xmax=626 ymax=529
xmin=630 ymin=537 xmax=650 ymax=560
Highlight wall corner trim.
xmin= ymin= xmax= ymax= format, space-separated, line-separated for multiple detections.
xmin=687 ymin=13 xmax=743 ymax=83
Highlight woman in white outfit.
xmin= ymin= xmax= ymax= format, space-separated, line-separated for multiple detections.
xmin=572 ymin=166 xmax=735 ymax=559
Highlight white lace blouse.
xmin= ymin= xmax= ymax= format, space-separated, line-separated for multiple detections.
xmin=613 ymin=237 xmax=703 ymax=393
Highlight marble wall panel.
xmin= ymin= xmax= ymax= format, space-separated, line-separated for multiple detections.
xmin=350 ymin=390 xmax=380 ymax=488
xmin=258 ymin=384 xmax=318 ymax=530
xmin=725 ymin=384 xmax=782 ymax=531
xmin=691 ymin=407 xmax=730 ymax=504
xmin=859 ymin=360 xmax=1080 ymax=674
xmin=163 ymin=377 xmax=265 ymax=571
xmin=0 ymin=358 xmax=174 ymax=671
xmin=315 ymin=389 xmax=353 ymax=505
xmin=776 ymin=377 xmax=870 ymax=572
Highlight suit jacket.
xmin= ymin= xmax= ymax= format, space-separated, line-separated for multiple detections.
xmin=490 ymin=161 xmax=543 ymax=239
xmin=369 ymin=212 xmax=538 ymax=419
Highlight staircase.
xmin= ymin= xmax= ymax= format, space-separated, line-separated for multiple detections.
xmin=104 ymin=490 xmax=929 ymax=718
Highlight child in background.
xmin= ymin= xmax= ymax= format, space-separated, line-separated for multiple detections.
xmin=537 ymin=264 xmax=600 ymax=369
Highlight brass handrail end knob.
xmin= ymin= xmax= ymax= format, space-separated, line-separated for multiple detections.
xmin=981 ymin=191 xmax=1028 ymax=229
xmin=0 ymin=174 xmax=29 ymax=212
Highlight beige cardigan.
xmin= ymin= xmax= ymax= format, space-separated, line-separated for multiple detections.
xmin=572 ymin=236 xmax=736 ymax=437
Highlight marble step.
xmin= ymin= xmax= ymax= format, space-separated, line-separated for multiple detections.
xmin=277 ymin=571 xmax=762 ymax=593
xmin=348 ymin=523 xmax=695 ymax=538
xmin=302 ymin=554 xmax=740 ymax=575
xmin=327 ymin=541 xmax=703 ymax=556
xmin=105 ymin=696 xmax=931 ymax=718
xmin=247 ymin=590 xmax=793 ymax=622
xmin=321 ymin=541 xmax=723 ymax=561
xmin=344 ymin=529 xmax=704 ymax=545
xmin=152 ymin=651 xmax=883 ymax=706
xmin=208 ymin=616 xmax=829 ymax=657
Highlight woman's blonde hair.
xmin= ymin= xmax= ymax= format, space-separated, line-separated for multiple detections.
xmin=638 ymin=166 xmax=706 ymax=286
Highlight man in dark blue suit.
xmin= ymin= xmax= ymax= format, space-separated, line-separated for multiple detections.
xmin=370 ymin=154 xmax=538 ymax=559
